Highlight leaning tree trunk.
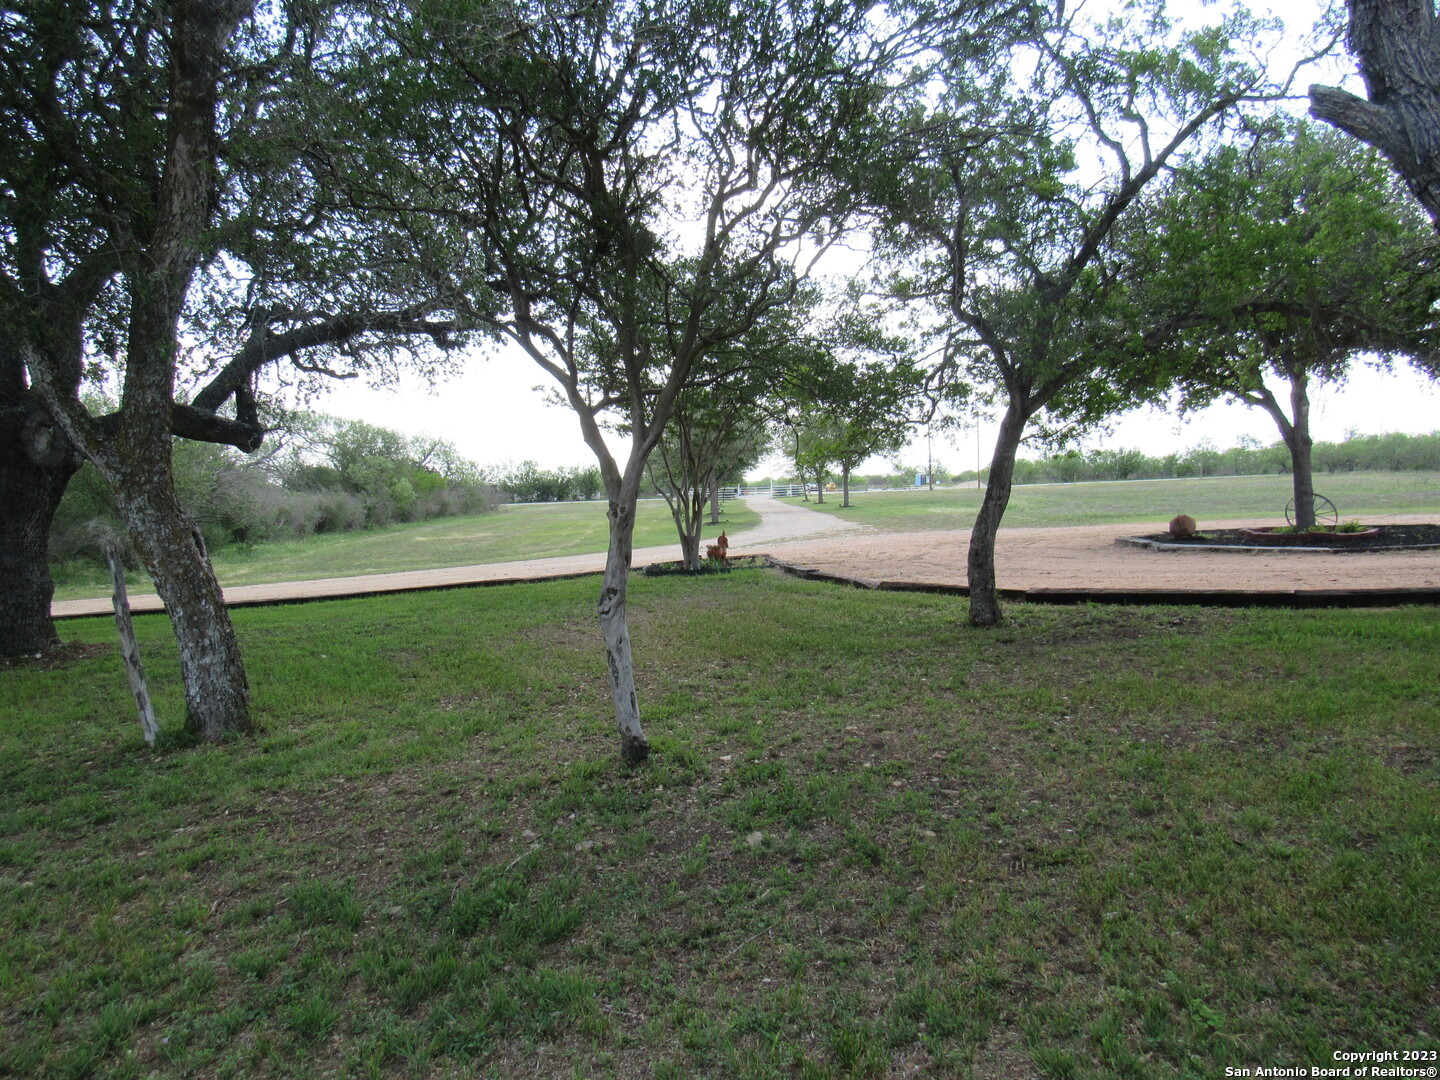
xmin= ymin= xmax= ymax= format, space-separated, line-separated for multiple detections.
xmin=967 ymin=402 xmax=1027 ymax=628
xmin=109 ymin=450 xmax=252 ymax=740
xmin=599 ymin=477 xmax=649 ymax=765
xmin=0 ymin=400 xmax=81 ymax=655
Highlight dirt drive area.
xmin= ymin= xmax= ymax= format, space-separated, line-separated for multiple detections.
xmin=50 ymin=503 xmax=1440 ymax=621
xmin=745 ymin=513 xmax=1440 ymax=593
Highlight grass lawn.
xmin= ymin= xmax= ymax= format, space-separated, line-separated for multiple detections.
xmin=783 ymin=471 xmax=1440 ymax=532
xmin=4 ymin=572 xmax=1437 ymax=1078
xmin=52 ymin=497 xmax=760 ymax=601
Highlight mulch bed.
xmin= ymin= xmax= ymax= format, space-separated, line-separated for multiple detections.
xmin=641 ymin=555 xmax=770 ymax=576
xmin=1142 ymin=524 xmax=1440 ymax=551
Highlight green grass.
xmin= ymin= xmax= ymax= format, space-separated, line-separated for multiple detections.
xmin=52 ymin=497 xmax=760 ymax=600
xmin=787 ymin=470 xmax=1440 ymax=532
xmin=4 ymin=573 xmax=1438 ymax=1078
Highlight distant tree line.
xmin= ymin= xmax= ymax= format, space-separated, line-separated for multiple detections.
xmin=948 ymin=431 xmax=1440 ymax=487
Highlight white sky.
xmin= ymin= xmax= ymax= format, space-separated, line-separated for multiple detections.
xmin=302 ymin=0 xmax=1438 ymax=481
xmin=316 ymin=351 xmax=1440 ymax=479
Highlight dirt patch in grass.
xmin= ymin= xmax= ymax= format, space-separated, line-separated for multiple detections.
xmin=0 ymin=640 xmax=114 ymax=671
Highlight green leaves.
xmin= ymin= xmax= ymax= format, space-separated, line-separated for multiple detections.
xmin=1135 ymin=119 xmax=1440 ymax=402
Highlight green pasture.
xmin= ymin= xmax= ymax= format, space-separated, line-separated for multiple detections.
xmin=4 ymin=573 xmax=1437 ymax=1078
xmin=785 ymin=470 xmax=1440 ymax=532
xmin=52 ymin=498 xmax=760 ymax=601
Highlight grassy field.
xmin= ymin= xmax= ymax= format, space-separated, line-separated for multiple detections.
xmin=785 ymin=471 xmax=1440 ymax=532
xmin=52 ymin=498 xmax=760 ymax=601
xmin=4 ymin=572 xmax=1437 ymax=1078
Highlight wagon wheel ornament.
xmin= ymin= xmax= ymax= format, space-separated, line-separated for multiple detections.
xmin=1284 ymin=493 xmax=1338 ymax=528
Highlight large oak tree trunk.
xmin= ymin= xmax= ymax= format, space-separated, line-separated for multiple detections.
xmin=0 ymin=400 xmax=81 ymax=655
xmin=1252 ymin=376 xmax=1316 ymax=530
xmin=967 ymin=401 xmax=1026 ymax=628
xmin=599 ymin=480 xmax=649 ymax=765
xmin=1286 ymin=375 xmax=1316 ymax=530
xmin=1309 ymin=0 xmax=1440 ymax=229
xmin=8 ymin=0 xmax=256 ymax=735
xmin=109 ymin=450 xmax=252 ymax=740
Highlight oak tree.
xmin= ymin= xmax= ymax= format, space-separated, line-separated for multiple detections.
xmin=374 ymin=0 xmax=917 ymax=762
xmin=1132 ymin=121 xmax=1440 ymax=528
xmin=1309 ymin=0 xmax=1440 ymax=230
xmin=7 ymin=0 xmax=262 ymax=736
xmin=1 ymin=2 xmax=481 ymax=743
xmin=869 ymin=0 xmax=1282 ymax=625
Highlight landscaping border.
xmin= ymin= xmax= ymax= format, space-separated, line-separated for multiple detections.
xmin=51 ymin=548 xmax=1440 ymax=622
xmin=1116 ymin=535 xmax=1440 ymax=555
xmin=760 ymin=555 xmax=1440 ymax=608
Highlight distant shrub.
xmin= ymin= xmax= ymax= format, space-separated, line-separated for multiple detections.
xmin=495 ymin=460 xmax=605 ymax=502
xmin=50 ymin=413 xmax=501 ymax=573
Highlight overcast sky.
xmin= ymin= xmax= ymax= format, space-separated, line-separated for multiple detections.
xmin=298 ymin=0 xmax=1439 ymax=480
xmin=315 ymin=348 xmax=1439 ymax=479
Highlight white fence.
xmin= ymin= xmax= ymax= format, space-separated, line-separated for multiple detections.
xmin=719 ymin=484 xmax=807 ymax=499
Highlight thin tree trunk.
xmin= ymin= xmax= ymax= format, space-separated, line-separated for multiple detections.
xmin=111 ymin=457 xmax=251 ymax=740
xmin=599 ymin=479 xmax=649 ymax=765
xmin=688 ymin=486 xmax=708 ymax=569
xmin=654 ymin=475 xmax=700 ymax=570
xmin=707 ymin=471 xmax=721 ymax=525
xmin=841 ymin=463 xmax=851 ymax=507
xmin=107 ymin=544 xmax=160 ymax=746
xmin=794 ymin=429 xmax=808 ymax=500
xmin=680 ymin=488 xmax=703 ymax=570
xmin=967 ymin=401 xmax=1027 ymax=628
xmin=679 ymin=529 xmax=702 ymax=570
xmin=0 ymin=401 xmax=80 ymax=655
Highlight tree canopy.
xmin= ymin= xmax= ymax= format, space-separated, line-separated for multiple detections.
xmin=1130 ymin=120 xmax=1440 ymax=526
xmin=339 ymin=0 xmax=961 ymax=760
xmin=864 ymin=0 xmax=1290 ymax=624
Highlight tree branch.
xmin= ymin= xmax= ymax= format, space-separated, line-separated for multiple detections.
xmin=1307 ymin=84 xmax=1404 ymax=155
